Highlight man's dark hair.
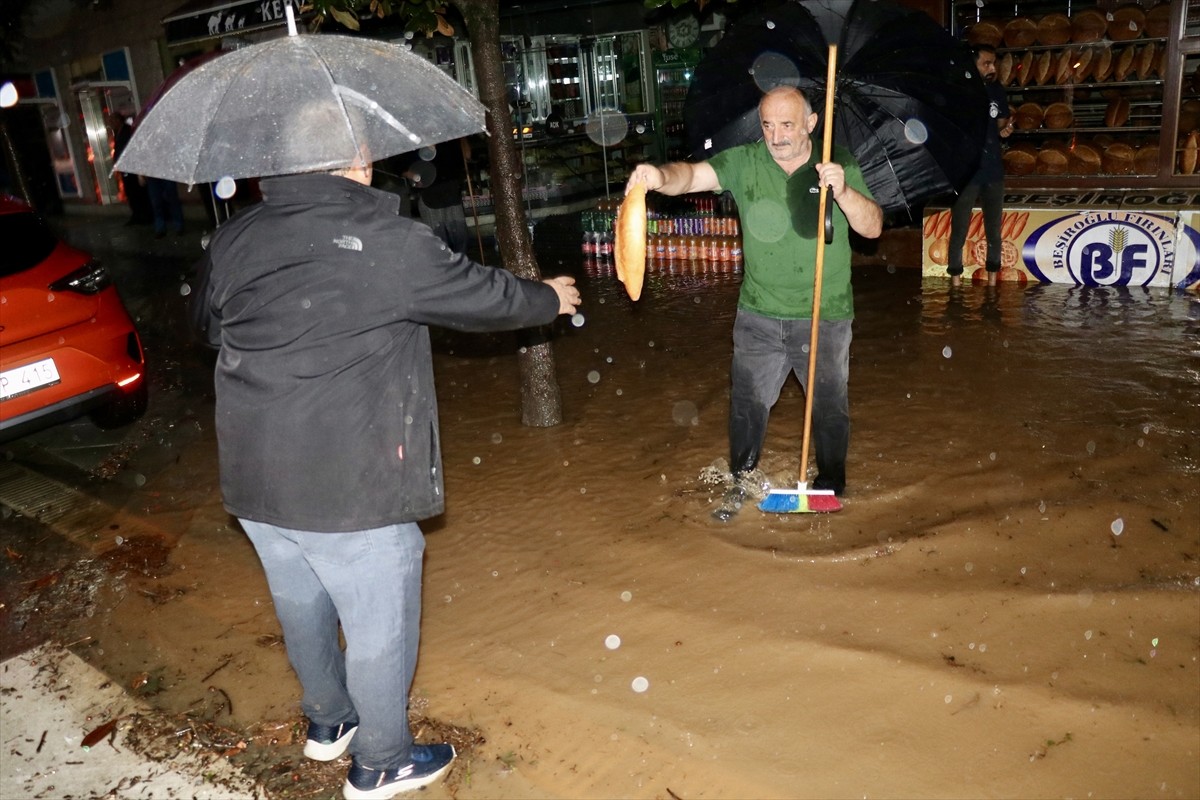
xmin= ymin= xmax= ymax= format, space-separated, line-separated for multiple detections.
xmin=972 ymin=43 xmax=998 ymax=58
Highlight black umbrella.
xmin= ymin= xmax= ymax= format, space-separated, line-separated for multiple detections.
xmin=684 ymin=0 xmax=988 ymax=219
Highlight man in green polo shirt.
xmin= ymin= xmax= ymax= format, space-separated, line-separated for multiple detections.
xmin=626 ymin=86 xmax=882 ymax=519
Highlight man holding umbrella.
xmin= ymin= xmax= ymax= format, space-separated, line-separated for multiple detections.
xmin=627 ymin=86 xmax=881 ymax=517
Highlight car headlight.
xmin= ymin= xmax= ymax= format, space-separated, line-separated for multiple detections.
xmin=49 ymin=260 xmax=112 ymax=294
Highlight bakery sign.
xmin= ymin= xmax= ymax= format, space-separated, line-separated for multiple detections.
xmin=1022 ymin=210 xmax=1178 ymax=286
xmin=921 ymin=207 xmax=1200 ymax=289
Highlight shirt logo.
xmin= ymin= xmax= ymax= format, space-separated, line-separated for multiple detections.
xmin=332 ymin=235 xmax=363 ymax=252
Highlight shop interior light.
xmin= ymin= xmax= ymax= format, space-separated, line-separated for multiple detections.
xmin=0 ymin=82 xmax=18 ymax=108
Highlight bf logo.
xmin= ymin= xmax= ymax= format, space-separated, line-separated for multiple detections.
xmin=1069 ymin=224 xmax=1156 ymax=286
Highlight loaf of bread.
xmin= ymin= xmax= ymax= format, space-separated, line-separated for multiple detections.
xmin=1144 ymin=3 xmax=1172 ymax=38
xmin=1114 ymin=46 xmax=1137 ymax=81
xmin=1071 ymin=8 xmax=1108 ymax=43
xmin=1015 ymin=102 xmax=1044 ymax=130
xmin=1102 ymin=142 xmax=1135 ymax=174
xmin=967 ymin=21 xmax=1003 ymax=48
xmin=1004 ymin=17 xmax=1038 ymax=48
xmin=1137 ymin=42 xmax=1157 ymax=80
xmin=1035 ymin=50 xmax=1055 ymax=85
xmin=1071 ymin=48 xmax=1094 ymax=83
xmin=1036 ymin=145 xmax=1070 ymax=175
xmin=997 ymin=52 xmax=1014 ymax=86
xmin=1107 ymin=5 xmax=1145 ymax=41
xmin=1044 ymin=102 xmax=1074 ymax=129
xmin=1104 ymin=97 xmax=1131 ymax=128
xmin=1037 ymin=13 xmax=1071 ymax=46
xmin=1054 ymin=48 xmax=1077 ymax=85
xmin=1181 ymin=131 xmax=1199 ymax=176
xmin=615 ymin=184 xmax=646 ymax=301
xmin=1133 ymin=145 xmax=1159 ymax=175
xmin=1091 ymin=46 xmax=1114 ymax=82
xmin=1003 ymin=144 xmax=1038 ymax=175
xmin=1069 ymin=143 xmax=1102 ymax=174
xmin=1017 ymin=50 xmax=1036 ymax=87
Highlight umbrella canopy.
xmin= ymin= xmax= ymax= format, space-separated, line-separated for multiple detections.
xmin=684 ymin=0 xmax=988 ymax=219
xmin=116 ymin=32 xmax=487 ymax=184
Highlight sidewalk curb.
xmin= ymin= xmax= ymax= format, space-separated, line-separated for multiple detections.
xmin=1 ymin=644 xmax=263 ymax=799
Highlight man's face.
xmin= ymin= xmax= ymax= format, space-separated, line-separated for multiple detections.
xmin=759 ymin=90 xmax=818 ymax=165
xmin=976 ymin=51 xmax=997 ymax=82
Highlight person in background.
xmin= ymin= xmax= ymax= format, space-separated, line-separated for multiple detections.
xmin=408 ymin=138 xmax=470 ymax=254
xmin=144 ymin=175 xmax=185 ymax=238
xmin=947 ymin=43 xmax=1013 ymax=288
xmin=189 ymin=133 xmax=580 ymax=799
xmin=626 ymin=86 xmax=882 ymax=519
xmin=109 ymin=112 xmax=152 ymax=226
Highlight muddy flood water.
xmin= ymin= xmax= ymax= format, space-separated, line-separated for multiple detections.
xmin=5 ymin=249 xmax=1199 ymax=799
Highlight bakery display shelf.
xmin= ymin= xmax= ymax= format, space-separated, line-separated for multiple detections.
xmin=1005 ymin=78 xmax=1163 ymax=91
xmin=1010 ymin=126 xmax=1161 ymax=135
xmin=995 ymin=36 xmax=1168 ymax=54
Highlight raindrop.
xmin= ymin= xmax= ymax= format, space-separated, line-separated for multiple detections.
xmin=1037 ymin=500 xmax=1046 ymax=514
xmin=490 ymin=433 xmax=502 ymax=444
xmin=964 ymin=562 xmax=974 ymax=573
xmin=631 ymin=676 xmax=650 ymax=693
xmin=605 ymin=634 xmax=621 ymax=650
xmin=1020 ymin=566 xmax=1027 ymax=575
xmin=114 ymin=536 xmax=124 ymax=545
xmin=585 ymin=111 xmax=629 ymax=147
xmin=1084 ymin=630 xmax=1093 ymax=640
xmin=1136 ymin=438 xmax=1144 ymax=447
xmin=1086 ymin=440 xmax=1096 ymax=455
xmin=180 ymin=283 xmax=191 ymax=296
xmin=620 ymin=591 xmax=633 ymax=602
xmin=975 ymin=0 xmax=983 ymax=6
xmin=594 ymin=674 xmax=603 ymax=683
xmin=404 ymin=29 xmax=414 ymax=39
xmin=903 ymin=119 xmax=928 ymax=144
xmin=1110 ymin=517 xmax=1124 ymax=536
xmin=301 ymin=298 xmax=312 ymax=309
xmin=749 ymin=51 xmax=799 ymax=92
xmin=744 ymin=198 xmax=790 ymax=242
xmin=491 ymin=570 xmax=499 ymax=577
xmin=605 ymin=356 xmax=613 ymax=363
xmin=472 ymin=456 xmax=481 ymax=465
xmin=615 ymin=388 xmax=623 ymax=396
xmin=647 ymin=340 xmax=655 ymax=348
xmin=134 ymin=474 xmax=146 ymax=486
xmin=988 ymin=452 xmax=996 ymax=461
xmin=694 ymin=296 xmax=702 ymax=303
xmin=214 ymin=176 xmax=237 ymax=200
xmin=671 ymin=400 xmax=699 ymax=427
xmin=979 ymin=644 xmax=987 ymax=653
xmin=1142 ymin=424 xmax=1150 ymax=434
xmin=47 ymin=293 xmax=55 ymax=302
xmin=418 ymin=145 xmax=437 ymax=161
xmin=587 ymin=370 xmax=601 ymax=384
xmin=766 ymin=20 xmax=776 ymax=29
xmin=942 ymin=346 xmax=952 ymax=358
xmin=571 ymin=313 xmax=585 ymax=327
xmin=944 ymin=694 xmax=953 ymax=704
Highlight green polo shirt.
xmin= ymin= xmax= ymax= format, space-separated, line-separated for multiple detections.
xmin=709 ymin=141 xmax=872 ymax=320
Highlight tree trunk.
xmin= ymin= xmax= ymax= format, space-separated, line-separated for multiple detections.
xmin=456 ymin=0 xmax=564 ymax=428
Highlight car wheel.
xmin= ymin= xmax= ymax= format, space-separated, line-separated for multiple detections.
xmin=90 ymin=382 xmax=149 ymax=430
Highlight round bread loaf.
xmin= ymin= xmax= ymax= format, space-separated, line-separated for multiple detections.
xmin=967 ymin=21 xmax=1003 ymax=47
xmin=1114 ymin=46 xmax=1137 ymax=81
xmin=1104 ymin=97 xmax=1131 ymax=128
xmin=1071 ymin=48 xmax=1094 ymax=82
xmin=1178 ymin=100 xmax=1200 ymax=135
xmin=1037 ymin=13 xmax=1072 ymax=46
xmin=1055 ymin=48 xmax=1077 ymax=85
xmin=1004 ymin=17 xmax=1038 ymax=48
xmin=1015 ymin=102 xmax=1044 ymax=130
xmin=1003 ymin=145 xmax=1038 ymax=175
xmin=1035 ymin=50 xmax=1055 ymax=85
xmin=1036 ymin=145 xmax=1070 ymax=175
xmin=1069 ymin=143 xmax=1102 ymax=174
xmin=1137 ymin=42 xmax=1157 ymax=80
xmin=1017 ymin=50 xmax=1036 ymax=87
xmin=1133 ymin=145 xmax=1159 ymax=175
xmin=1107 ymin=5 xmax=1145 ymax=41
xmin=1102 ymin=142 xmax=1135 ymax=174
xmin=1144 ymin=3 xmax=1171 ymax=38
xmin=997 ymin=52 xmax=1014 ymax=86
xmin=614 ymin=184 xmax=646 ymax=301
xmin=1091 ymin=45 xmax=1114 ymax=82
xmin=1071 ymin=8 xmax=1108 ymax=43
xmin=1044 ymin=102 xmax=1074 ymax=129
xmin=1181 ymin=131 xmax=1199 ymax=176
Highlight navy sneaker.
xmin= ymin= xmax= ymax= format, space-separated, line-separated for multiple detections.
xmin=303 ymin=718 xmax=358 ymax=761
xmin=342 ymin=744 xmax=456 ymax=799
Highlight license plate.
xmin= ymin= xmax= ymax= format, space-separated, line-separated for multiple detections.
xmin=0 ymin=357 xmax=62 ymax=401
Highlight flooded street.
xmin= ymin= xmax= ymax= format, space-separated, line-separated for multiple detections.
xmin=2 ymin=212 xmax=1197 ymax=799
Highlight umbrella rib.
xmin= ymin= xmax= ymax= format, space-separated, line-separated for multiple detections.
xmin=334 ymin=84 xmax=421 ymax=145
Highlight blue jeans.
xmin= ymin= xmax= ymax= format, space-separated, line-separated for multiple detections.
xmin=240 ymin=520 xmax=424 ymax=770
xmin=729 ymin=309 xmax=852 ymax=488
xmin=948 ymin=179 xmax=1004 ymax=276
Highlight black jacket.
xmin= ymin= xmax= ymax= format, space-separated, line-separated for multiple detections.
xmin=190 ymin=173 xmax=559 ymax=531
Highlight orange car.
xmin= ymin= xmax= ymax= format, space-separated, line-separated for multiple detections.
xmin=0 ymin=194 xmax=147 ymax=441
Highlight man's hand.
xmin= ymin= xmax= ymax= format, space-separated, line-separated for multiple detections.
xmin=625 ymin=164 xmax=664 ymax=194
xmin=814 ymin=161 xmax=846 ymax=197
xmin=816 ymin=161 xmax=883 ymax=239
xmin=544 ymin=276 xmax=581 ymax=315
